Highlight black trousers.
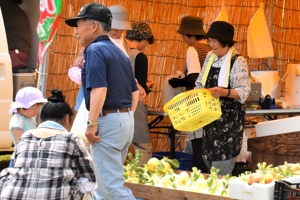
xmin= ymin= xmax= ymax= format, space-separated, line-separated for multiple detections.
xmin=191 ymin=138 xmax=209 ymax=173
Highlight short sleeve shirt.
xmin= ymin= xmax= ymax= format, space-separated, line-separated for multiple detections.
xmin=9 ymin=113 xmax=36 ymax=145
xmin=81 ymin=35 xmax=138 ymax=110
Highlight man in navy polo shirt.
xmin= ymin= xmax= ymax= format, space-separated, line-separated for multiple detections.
xmin=65 ymin=3 xmax=139 ymax=200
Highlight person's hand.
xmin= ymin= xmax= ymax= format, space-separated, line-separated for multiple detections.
xmin=208 ymin=87 xmax=227 ymax=98
xmin=146 ymin=80 xmax=155 ymax=89
xmin=85 ymin=125 xmax=100 ymax=146
xmin=137 ymin=83 xmax=146 ymax=101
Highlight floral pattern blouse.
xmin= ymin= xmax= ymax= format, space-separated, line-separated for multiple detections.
xmin=195 ymin=51 xmax=250 ymax=103
xmin=195 ymin=50 xmax=251 ymax=161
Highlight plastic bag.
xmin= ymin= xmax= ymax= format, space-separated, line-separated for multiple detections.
xmin=70 ymin=99 xmax=89 ymax=145
xmin=77 ymin=177 xmax=96 ymax=200
xmin=259 ymin=95 xmax=276 ymax=109
xmin=161 ymin=71 xmax=186 ymax=105
xmin=236 ymin=130 xmax=250 ymax=163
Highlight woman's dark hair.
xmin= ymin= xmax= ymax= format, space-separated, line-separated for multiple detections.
xmin=15 ymin=0 xmax=23 ymax=5
xmin=218 ymin=40 xmax=236 ymax=48
xmin=186 ymin=34 xmax=205 ymax=40
xmin=147 ymin=35 xmax=155 ymax=44
xmin=128 ymin=35 xmax=155 ymax=45
xmin=40 ymin=89 xmax=74 ymax=123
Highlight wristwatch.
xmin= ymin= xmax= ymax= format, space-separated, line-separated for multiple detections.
xmin=87 ymin=120 xmax=98 ymax=127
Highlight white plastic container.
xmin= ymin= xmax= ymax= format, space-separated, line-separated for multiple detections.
xmin=255 ymin=116 xmax=300 ymax=137
xmin=229 ymin=176 xmax=300 ymax=200
xmin=229 ymin=179 xmax=275 ymax=200
xmin=284 ymin=64 xmax=300 ymax=108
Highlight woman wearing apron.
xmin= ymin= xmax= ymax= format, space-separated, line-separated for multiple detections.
xmin=195 ymin=21 xmax=251 ymax=175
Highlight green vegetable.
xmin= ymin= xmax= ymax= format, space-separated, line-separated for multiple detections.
xmin=0 ymin=154 xmax=11 ymax=162
xmin=163 ymin=157 xmax=180 ymax=169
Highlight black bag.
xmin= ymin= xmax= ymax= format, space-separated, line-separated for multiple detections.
xmin=259 ymin=94 xmax=276 ymax=109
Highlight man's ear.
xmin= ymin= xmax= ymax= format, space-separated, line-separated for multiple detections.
xmin=91 ymin=20 xmax=99 ymax=32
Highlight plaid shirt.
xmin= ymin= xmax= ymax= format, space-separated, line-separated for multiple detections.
xmin=0 ymin=132 xmax=95 ymax=200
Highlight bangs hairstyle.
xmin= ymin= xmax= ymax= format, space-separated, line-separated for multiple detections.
xmin=218 ymin=40 xmax=236 ymax=48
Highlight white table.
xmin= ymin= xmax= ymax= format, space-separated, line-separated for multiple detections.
xmin=148 ymin=109 xmax=300 ymax=158
xmin=245 ymin=108 xmax=300 ymax=118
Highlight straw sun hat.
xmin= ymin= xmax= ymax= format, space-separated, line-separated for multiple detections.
xmin=108 ymin=5 xmax=131 ymax=30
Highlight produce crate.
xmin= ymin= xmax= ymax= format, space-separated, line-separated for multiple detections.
xmin=274 ymin=180 xmax=300 ymax=200
xmin=124 ymin=182 xmax=233 ymax=200
xmin=152 ymin=151 xmax=193 ymax=171
xmin=163 ymin=89 xmax=222 ymax=132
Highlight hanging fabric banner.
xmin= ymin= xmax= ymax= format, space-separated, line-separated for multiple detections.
xmin=37 ymin=0 xmax=62 ymax=61
xmin=36 ymin=0 xmax=62 ymax=96
xmin=247 ymin=3 xmax=274 ymax=58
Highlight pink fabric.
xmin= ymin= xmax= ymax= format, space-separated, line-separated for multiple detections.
xmin=68 ymin=47 xmax=85 ymax=84
xmin=68 ymin=67 xmax=82 ymax=84
xmin=72 ymin=47 xmax=85 ymax=68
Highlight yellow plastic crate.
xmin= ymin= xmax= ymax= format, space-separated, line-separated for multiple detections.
xmin=163 ymin=88 xmax=222 ymax=132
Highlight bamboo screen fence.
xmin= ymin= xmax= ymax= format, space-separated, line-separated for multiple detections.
xmin=45 ymin=0 xmax=300 ymax=152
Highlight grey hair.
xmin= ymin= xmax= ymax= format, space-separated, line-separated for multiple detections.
xmin=83 ymin=19 xmax=111 ymax=32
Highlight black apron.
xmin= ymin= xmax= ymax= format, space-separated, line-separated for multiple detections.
xmin=202 ymin=59 xmax=245 ymax=161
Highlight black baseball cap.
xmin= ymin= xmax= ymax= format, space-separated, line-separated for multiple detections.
xmin=65 ymin=3 xmax=112 ymax=27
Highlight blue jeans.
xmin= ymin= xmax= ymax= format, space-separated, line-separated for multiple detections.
xmin=91 ymin=111 xmax=135 ymax=200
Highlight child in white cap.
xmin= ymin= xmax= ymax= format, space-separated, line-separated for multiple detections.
xmin=8 ymin=86 xmax=47 ymax=167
